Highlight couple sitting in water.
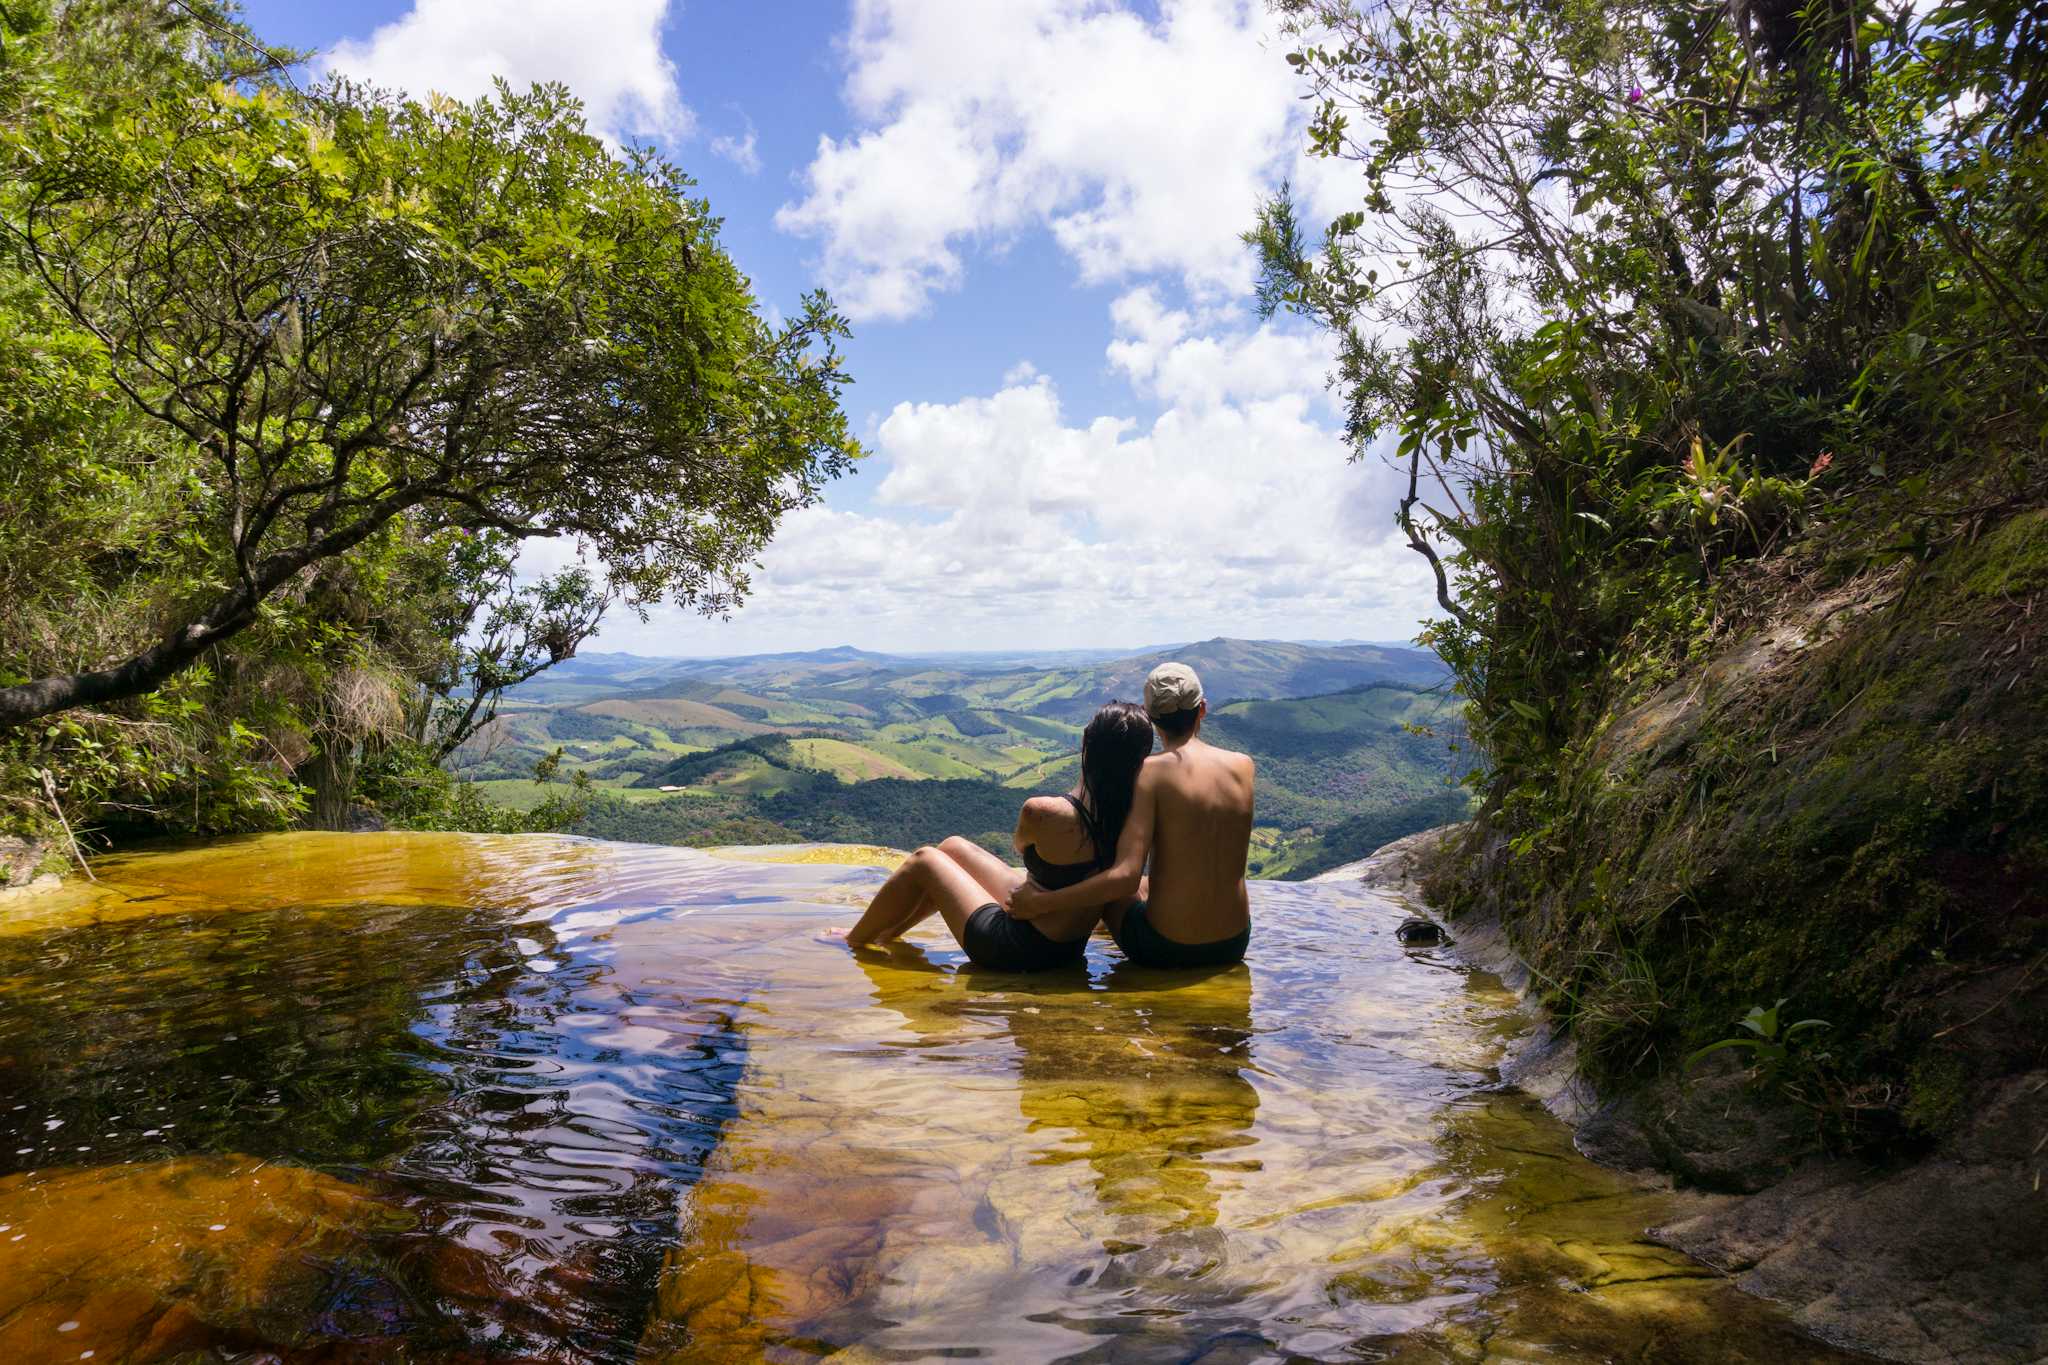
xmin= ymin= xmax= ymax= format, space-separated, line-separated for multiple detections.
xmin=843 ymin=663 xmax=1257 ymax=971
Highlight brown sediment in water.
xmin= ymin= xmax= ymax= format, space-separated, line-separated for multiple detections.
xmin=0 ymin=833 xmax=1874 ymax=1362
xmin=0 ymin=1156 xmax=415 ymax=1359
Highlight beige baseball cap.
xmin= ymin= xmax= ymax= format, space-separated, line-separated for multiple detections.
xmin=1143 ymin=662 xmax=1205 ymax=718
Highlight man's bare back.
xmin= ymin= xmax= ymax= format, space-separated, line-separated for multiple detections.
xmin=1006 ymin=663 xmax=1258 ymax=966
xmin=1131 ymin=736 xmax=1255 ymax=944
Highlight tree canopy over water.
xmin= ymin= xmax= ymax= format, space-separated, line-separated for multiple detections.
xmin=0 ymin=0 xmax=859 ymax=836
xmin=1249 ymin=0 xmax=2047 ymax=1140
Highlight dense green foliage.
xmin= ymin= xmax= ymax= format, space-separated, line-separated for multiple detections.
xmin=944 ymin=710 xmax=1006 ymax=738
xmin=1260 ymin=0 xmax=2047 ymax=1145
xmin=574 ymin=792 xmax=803 ymax=849
xmin=761 ymin=778 xmax=1022 ymax=855
xmin=1257 ymin=0 xmax=2045 ymax=800
xmin=0 ymin=1 xmax=855 ymax=848
xmin=1266 ymin=790 xmax=1475 ymax=881
xmin=1205 ymin=684 xmax=1467 ymax=827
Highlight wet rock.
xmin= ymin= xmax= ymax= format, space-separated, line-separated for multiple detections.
xmin=1310 ymin=823 xmax=1463 ymax=897
xmin=1635 ymin=1064 xmax=1815 ymax=1194
xmin=0 ymin=872 xmax=62 ymax=905
xmin=1447 ymin=895 xmax=1811 ymax=1193
xmin=0 ymin=836 xmax=57 ymax=891
xmin=1395 ymin=918 xmax=1446 ymax=946
xmin=1654 ymin=1071 xmax=2048 ymax=1365
xmin=708 ymin=843 xmax=904 ymax=868
xmin=1443 ymin=856 xmax=2044 ymax=1361
xmin=0 ymin=1155 xmax=415 ymax=1362
xmin=340 ymin=803 xmax=387 ymax=833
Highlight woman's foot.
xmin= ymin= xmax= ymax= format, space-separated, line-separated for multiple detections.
xmin=823 ymin=926 xmax=895 ymax=950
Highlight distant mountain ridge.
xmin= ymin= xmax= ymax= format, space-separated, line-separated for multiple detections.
xmin=509 ymin=637 xmax=1445 ymax=707
xmin=1038 ymin=637 xmax=1448 ymax=711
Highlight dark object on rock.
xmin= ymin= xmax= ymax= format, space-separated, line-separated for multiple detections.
xmin=342 ymin=805 xmax=388 ymax=834
xmin=1395 ymin=918 xmax=1446 ymax=946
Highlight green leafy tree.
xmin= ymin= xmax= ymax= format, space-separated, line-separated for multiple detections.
xmin=0 ymin=4 xmax=859 ymax=733
xmin=1250 ymin=0 xmax=2047 ymax=795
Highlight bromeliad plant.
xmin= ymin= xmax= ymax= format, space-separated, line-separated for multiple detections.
xmin=1685 ymin=999 xmax=1834 ymax=1088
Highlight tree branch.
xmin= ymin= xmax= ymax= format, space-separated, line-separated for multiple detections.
xmin=1399 ymin=439 xmax=1473 ymax=628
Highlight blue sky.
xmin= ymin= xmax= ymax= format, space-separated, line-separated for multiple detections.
xmin=239 ymin=0 xmax=1435 ymax=655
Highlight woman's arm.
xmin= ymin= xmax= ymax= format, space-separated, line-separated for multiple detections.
xmin=1010 ymin=770 xmax=1155 ymax=919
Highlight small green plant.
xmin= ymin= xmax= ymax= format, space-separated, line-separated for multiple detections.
xmin=1685 ymin=999 xmax=1831 ymax=1087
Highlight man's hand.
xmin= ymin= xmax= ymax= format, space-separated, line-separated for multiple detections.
xmin=1009 ymin=881 xmax=1047 ymax=919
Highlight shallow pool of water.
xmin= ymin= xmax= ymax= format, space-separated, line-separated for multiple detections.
xmin=0 ymin=833 xmax=1867 ymax=1362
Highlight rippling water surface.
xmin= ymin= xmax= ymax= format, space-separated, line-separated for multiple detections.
xmin=0 ymin=833 xmax=1867 ymax=1362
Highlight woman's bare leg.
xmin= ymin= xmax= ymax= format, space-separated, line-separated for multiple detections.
xmin=936 ymin=836 xmax=1025 ymax=905
xmin=935 ymin=835 xmax=1100 ymax=942
xmin=846 ymin=848 xmax=944 ymax=946
xmin=844 ymin=845 xmax=1005 ymax=955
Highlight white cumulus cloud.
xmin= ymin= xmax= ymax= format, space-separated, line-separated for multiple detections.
xmin=1106 ymin=287 xmax=1339 ymax=413
xmin=603 ymin=304 xmax=1433 ymax=653
xmin=777 ymin=0 xmax=1347 ymax=321
xmin=322 ymin=0 xmax=692 ymax=144
xmin=709 ymin=120 xmax=762 ymax=175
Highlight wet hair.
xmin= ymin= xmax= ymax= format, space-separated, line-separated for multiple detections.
xmin=1076 ymin=701 xmax=1155 ymax=867
xmin=1151 ymin=703 xmax=1202 ymax=739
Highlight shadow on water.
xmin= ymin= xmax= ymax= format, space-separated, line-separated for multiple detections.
xmin=0 ymin=835 xmax=1879 ymax=1363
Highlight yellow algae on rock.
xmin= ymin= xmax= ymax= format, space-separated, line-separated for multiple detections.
xmin=0 ymin=830 xmax=611 ymax=938
xmin=708 ymin=843 xmax=907 ymax=869
xmin=0 ymin=832 xmax=901 ymax=940
xmin=0 ymin=1156 xmax=412 ymax=1363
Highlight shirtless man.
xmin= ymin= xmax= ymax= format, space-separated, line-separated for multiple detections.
xmin=1010 ymin=663 xmax=1256 ymax=968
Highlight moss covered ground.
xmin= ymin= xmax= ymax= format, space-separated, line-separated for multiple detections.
xmin=1427 ymin=501 xmax=2048 ymax=1160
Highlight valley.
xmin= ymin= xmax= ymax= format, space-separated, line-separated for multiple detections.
xmin=455 ymin=638 xmax=1471 ymax=879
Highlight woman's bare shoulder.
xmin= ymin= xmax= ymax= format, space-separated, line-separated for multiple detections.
xmin=1018 ymin=793 xmax=1082 ymax=831
xmin=1019 ymin=793 xmax=1071 ymax=820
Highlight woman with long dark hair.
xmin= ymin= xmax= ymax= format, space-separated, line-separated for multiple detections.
xmin=840 ymin=701 xmax=1155 ymax=970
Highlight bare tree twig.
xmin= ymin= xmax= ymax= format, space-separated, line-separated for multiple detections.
xmin=36 ymin=768 xmax=97 ymax=882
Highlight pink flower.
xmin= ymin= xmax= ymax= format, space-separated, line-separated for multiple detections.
xmin=1629 ymin=85 xmax=1644 ymax=103
xmin=1808 ymin=451 xmax=1834 ymax=479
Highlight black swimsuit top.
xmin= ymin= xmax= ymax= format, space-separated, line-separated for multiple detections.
xmin=1022 ymin=794 xmax=1101 ymax=890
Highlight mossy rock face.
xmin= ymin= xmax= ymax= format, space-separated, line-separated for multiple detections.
xmin=1959 ymin=507 xmax=2048 ymax=599
xmin=1431 ymin=506 xmax=2048 ymax=1159
xmin=0 ymin=836 xmax=60 ymax=889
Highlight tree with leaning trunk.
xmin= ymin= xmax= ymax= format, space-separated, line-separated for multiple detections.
xmin=0 ymin=8 xmax=859 ymax=733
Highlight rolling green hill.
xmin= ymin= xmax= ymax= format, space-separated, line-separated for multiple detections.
xmin=520 ymin=642 xmax=1474 ymax=875
xmin=975 ymin=637 xmax=1449 ymax=723
xmin=456 ymin=639 xmax=1467 ymax=874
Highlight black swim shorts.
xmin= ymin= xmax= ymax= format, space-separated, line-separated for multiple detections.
xmin=1112 ymin=899 xmax=1250 ymax=968
xmin=961 ymin=903 xmax=1088 ymax=972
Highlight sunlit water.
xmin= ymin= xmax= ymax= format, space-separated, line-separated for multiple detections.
xmin=0 ymin=833 xmax=1868 ymax=1362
